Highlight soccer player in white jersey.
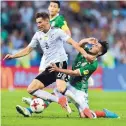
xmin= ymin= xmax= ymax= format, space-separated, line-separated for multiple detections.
xmin=22 ymin=1 xmax=72 ymax=105
xmin=22 ymin=1 xmax=94 ymax=107
xmin=4 ymin=12 xmax=95 ymax=116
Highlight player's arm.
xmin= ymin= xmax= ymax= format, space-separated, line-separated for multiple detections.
xmin=49 ymin=63 xmax=81 ymax=76
xmin=50 ymin=63 xmax=96 ymax=76
xmin=67 ymin=38 xmax=95 ymax=62
xmin=3 ymin=46 xmax=33 ymax=60
xmin=4 ymin=32 xmax=38 ymax=60
xmin=78 ymin=38 xmax=98 ymax=47
xmin=58 ymin=29 xmax=95 ymax=62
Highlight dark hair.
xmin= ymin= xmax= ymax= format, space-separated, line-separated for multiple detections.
xmin=98 ymin=40 xmax=108 ymax=57
xmin=50 ymin=1 xmax=60 ymax=8
xmin=35 ymin=12 xmax=49 ymax=19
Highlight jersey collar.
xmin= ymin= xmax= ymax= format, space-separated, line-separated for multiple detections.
xmin=50 ymin=13 xmax=59 ymax=21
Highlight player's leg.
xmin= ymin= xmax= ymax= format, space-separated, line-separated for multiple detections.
xmin=22 ymin=56 xmax=46 ymax=105
xmin=55 ymin=61 xmax=68 ymax=93
xmin=26 ymin=70 xmax=59 ymax=103
xmin=54 ymin=61 xmax=71 ymax=113
xmin=16 ymin=68 xmax=71 ymax=117
xmin=64 ymin=84 xmax=93 ymax=118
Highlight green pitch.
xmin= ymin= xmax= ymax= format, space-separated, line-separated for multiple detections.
xmin=1 ymin=89 xmax=126 ymax=126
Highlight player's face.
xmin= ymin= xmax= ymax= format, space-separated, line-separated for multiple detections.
xmin=36 ymin=18 xmax=49 ymax=31
xmin=89 ymin=43 xmax=102 ymax=55
xmin=48 ymin=2 xmax=60 ymax=16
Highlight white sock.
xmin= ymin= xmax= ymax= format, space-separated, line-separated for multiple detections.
xmin=53 ymin=88 xmax=63 ymax=98
xmin=32 ymin=89 xmax=59 ymax=102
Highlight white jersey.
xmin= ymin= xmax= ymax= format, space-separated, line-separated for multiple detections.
xmin=28 ymin=27 xmax=70 ymax=69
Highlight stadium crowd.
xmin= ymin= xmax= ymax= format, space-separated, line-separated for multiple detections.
xmin=1 ymin=1 xmax=126 ymax=69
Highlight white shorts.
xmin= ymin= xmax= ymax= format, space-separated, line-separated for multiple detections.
xmin=66 ymin=83 xmax=89 ymax=112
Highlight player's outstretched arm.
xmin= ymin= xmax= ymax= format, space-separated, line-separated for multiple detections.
xmin=78 ymin=38 xmax=97 ymax=47
xmin=67 ymin=38 xmax=95 ymax=62
xmin=49 ymin=63 xmax=80 ymax=76
xmin=61 ymin=25 xmax=71 ymax=36
xmin=3 ymin=46 xmax=33 ymax=60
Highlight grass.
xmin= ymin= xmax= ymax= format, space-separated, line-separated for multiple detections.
xmin=1 ymin=89 xmax=126 ymax=126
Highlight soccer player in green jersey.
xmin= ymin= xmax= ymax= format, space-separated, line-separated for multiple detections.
xmin=49 ymin=38 xmax=119 ymax=119
xmin=49 ymin=1 xmax=71 ymax=36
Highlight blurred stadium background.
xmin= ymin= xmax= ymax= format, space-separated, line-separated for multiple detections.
xmin=1 ymin=1 xmax=126 ymax=126
xmin=1 ymin=1 xmax=126 ymax=90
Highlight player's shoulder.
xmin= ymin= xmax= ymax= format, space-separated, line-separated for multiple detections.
xmin=57 ymin=14 xmax=65 ymax=20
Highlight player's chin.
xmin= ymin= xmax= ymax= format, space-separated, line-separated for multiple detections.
xmin=38 ymin=27 xmax=43 ymax=31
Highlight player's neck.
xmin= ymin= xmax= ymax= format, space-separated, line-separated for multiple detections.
xmin=43 ymin=25 xmax=51 ymax=33
xmin=50 ymin=13 xmax=59 ymax=21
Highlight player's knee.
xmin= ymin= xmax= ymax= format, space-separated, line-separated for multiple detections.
xmin=56 ymin=80 xmax=66 ymax=93
xmin=27 ymin=87 xmax=33 ymax=94
xmin=57 ymin=86 xmax=66 ymax=93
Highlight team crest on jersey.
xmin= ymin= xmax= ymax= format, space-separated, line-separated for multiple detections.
xmin=83 ymin=70 xmax=89 ymax=75
xmin=44 ymin=35 xmax=48 ymax=40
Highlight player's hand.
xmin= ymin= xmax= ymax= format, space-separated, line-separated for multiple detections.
xmin=86 ymin=38 xmax=98 ymax=44
xmin=49 ymin=63 xmax=59 ymax=72
xmin=86 ymin=54 xmax=96 ymax=62
xmin=79 ymin=37 xmax=98 ymax=46
xmin=3 ymin=54 xmax=14 ymax=60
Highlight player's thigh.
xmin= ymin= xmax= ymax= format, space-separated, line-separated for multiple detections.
xmin=27 ymin=79 xmax=45 ymax=93
xmin=35 ymin=69 xmax=56 ymax=87
xmin=56 ymin=61 xmax=69 ymax=92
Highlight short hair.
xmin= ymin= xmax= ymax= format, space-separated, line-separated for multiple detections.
xmin=98 ymin=40 xmax=108 ymax=57
xmin=50 ymin=1 xmax=60 ymax=8
xmin=35 ymin=12 xmax=49 ymax=19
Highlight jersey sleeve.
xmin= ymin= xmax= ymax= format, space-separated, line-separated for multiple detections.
xmin=57 ymin=16 xmax=70 ymax=31
xmin=79 ymin=64 xmax=97 ymax=76
xmin=28 ymin=32 xmax=39 ymax=48
xmin=58 ymin=29 xmax=70 ymax=42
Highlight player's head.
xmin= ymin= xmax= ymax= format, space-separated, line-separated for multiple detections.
xmin=84 ymin=40 xmax=108 ymax=57
xmin=35 ymin=12 xmax=50 ymax=31
xmin=48 ymin=1 xmax=60 ymax=17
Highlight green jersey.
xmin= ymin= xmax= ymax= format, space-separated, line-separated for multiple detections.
xmin=69 ymin=53 xmax=98 ymax=93
xmin=50 ymin=14 xmax=68 ymax=29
